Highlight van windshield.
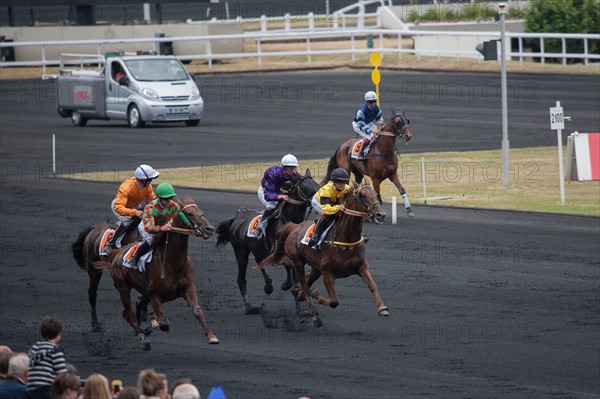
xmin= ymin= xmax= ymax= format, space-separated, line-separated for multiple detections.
xmin=125 ymin=59 xmax=189 ymax=82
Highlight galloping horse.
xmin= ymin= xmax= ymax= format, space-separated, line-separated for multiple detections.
xmin=324 ymin=110 xmax=415 ymax=216
xmin=215 ymin=170 xmax=319 ymax=314
xmin=72 ymin=220 xmax=141 ymax=332
xmin=258 ymin=178 xmax=388 ymax=328
xmin=94 ymin=197 xmax=218 ymax=350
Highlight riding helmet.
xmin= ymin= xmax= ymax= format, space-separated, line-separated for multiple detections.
xmin=364 ymin=91 xmax=377 ymax=101
xmin=135 ymin=164 xmax=160 ymax=180
xmin=156 ymin=183 xmax=177 ymax=199
xmin=281 ymin=154 xmax=299 ymax=167
xmin=330 ymin=168 xmax=350 ymax=182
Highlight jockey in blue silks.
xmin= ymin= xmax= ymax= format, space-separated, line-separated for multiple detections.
xmin=352 ymin=91 xmax=384 ymax=156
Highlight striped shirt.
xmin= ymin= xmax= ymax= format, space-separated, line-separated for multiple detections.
xmin=27 ymin=341 xmax=68 ymax=391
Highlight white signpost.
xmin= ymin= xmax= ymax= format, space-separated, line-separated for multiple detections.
xmin=549 ymin=101 xmax=566 ymax=205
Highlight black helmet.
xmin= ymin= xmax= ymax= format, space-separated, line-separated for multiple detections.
xmin=330 ymin=168 xmax=350 ymax=182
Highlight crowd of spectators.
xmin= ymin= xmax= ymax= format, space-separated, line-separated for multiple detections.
xmin=0 ymin=316 xmax=230 ymax=399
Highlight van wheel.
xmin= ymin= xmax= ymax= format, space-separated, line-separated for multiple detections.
xmin=185 ymin=119 xmax=200 ymax=127
xmin=71 ymin=111 xmax=87 ymax=126
xmin=128 ymin=105 xmax=145 ymax=128
xmin=58 ymin=109 xmax=70 ymax=118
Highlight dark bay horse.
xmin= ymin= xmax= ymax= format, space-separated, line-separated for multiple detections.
xmin=72 ymin=220 xmax=141 ymax=332
xmin=215 ymin=170 xmax=319 ymax=314
xmin=324 ymin=110 xmax=415 ymax=217
xmin=94 ymin=197 xmax=218 ymax=351
xmin=258 ymin=178 xmax=388 ymax=328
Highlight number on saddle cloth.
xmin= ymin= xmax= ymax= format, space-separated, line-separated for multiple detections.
xmin=99 ymin=228 xmax=116 ymax=256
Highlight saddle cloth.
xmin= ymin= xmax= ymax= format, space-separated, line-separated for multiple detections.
xmin=246 ymin=214 xmax=262 ymax=238
xmin=351 ymin=140 xmax=370 ymax=160
xmin=98 ymin=228 xmax=115 ymax=256
xmin=300 ymin=222 xmax=334 ymax=248
xmin=122 ymin=243 xmax=153 ymax=272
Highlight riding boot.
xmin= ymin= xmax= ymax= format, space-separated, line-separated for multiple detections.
xmin=362 ymin=138 xmax=371 ymax=157
xmin=128 ymin=241 xmax=152 ymax=270
xmin=105 ymin=223 xmax=128 ymax=253
xmin=308 ymin=216 xmax=327 ymax=247
xmin=257 ymin=207 xmax=277 ymax=236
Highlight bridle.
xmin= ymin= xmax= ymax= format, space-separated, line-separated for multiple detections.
xmin=285 ymin=175 xmax=319 ymax=207
xmin=342 ymin=183 xmax=381 ymax=220
xmin=178 ymin=203 xmax=210 ymax=237
xmin=390 ymin=112 xmax=411 ymax=142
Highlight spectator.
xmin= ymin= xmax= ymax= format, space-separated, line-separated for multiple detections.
xmin=28 ymin=316 xmax=68 ymax=399
xmin=51 ymin=374 xmax=80 ymax=399
xmin=138 ymin=368 xmax=168 ymax=399
xmin=0 ymin=352 xmax=29 ymax=399
xmin=172 ymin=383 xmax=200 ymax=399
xmin=0 ymin=349 xmax=15 ymax=381
xmin=83 ymin=373 xmax=111 ymax=399
xmin=116 ymin=386 xmax=140 ymax=399
xmin=169 ymin=377 xmax=191 ymax=396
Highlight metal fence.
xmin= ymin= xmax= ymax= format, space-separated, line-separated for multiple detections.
xmin=1 ymin=27 xmax=598 ymax=79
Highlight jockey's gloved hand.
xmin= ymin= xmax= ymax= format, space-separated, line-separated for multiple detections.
xmin=281 ymin=180 xmax=292 ymax=193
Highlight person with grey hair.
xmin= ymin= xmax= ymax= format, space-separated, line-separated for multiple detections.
xmin=172 ymin=383 xmax=201 ymax=399
xmin=0 ymin=352 xmax=29 ymax=399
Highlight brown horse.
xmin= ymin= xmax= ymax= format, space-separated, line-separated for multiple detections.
xmin=94 ymin=197 xmax=218 ymax=351
xmin=258 ymin=178 xmax=388 ymax=328
xmin=323 ymin=110 xmax=415 ymax=217
xmin=72 ymin=219 xmax=142 ymax=332
xmin=215 ymin=171 xmax=319 ymax=314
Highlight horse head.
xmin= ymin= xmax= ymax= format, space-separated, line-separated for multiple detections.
xmin=348 ymin=177 xmax=386 ymax=225
xmin=176 ymin=198 xmax=215 ymax=240
xmin=287 ymin=169 xmax=319 ymax=207
xmin=388 ymin=110 xmax=412 ymax=143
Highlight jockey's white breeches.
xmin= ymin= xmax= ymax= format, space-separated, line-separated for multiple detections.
xmin=352 ymin=121 xmax=376 ymax=140
xmin=138 ymin=222 xmax=155 ymax=245
xmin=111 ymin=199 xmax=137 ymax=227
xmin=257 ymin=186 xmax=278 ymax=210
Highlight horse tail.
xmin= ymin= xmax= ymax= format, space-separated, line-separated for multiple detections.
xmin=91 ymin=260 xmax=111 ymax=271
xmin=72 ymin=226 xmax=93 ymax=270
xmin=215 ymin=217 xmax=235 ymax=248
xmin=257 ymin=222 xmax=297 ymax=269
xmin=321 ymin=149 xmax=340 ymax=186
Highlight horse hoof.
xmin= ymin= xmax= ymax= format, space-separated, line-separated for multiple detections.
xmin=280 ymin=281 xmax=292 ymax=291
xmin=141 ymin=342 xmax=151 ymax=351
xmin=314 ymin=318 xmax=324 ymax=328
xmin=207 ymin=334 xmax=220 ymax=345
xmin=407 ymin=209 xmax=415 ymax=217
xmin=245 ymin=305 xmax=261 ymax=315
xmin=91 ymin=323 xmax=103 ymax=333
xmin=159 ymin=322 xmax=170 ymax=332
xmin=378 ymin=306 xmax=390 ymax=316
xmin=264 ymin=284 xmax=274 ymax=295
xmin=298 ymin=310 xmax=311 ymax=318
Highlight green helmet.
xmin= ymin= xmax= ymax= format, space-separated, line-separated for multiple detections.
xmin=156 ymin=183 xmax=177 ymax=199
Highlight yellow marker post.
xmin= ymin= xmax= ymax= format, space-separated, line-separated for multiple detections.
xmin=369 ymin=51 xmax=382 ymax=106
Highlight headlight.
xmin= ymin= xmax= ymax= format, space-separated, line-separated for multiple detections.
xmin=190 ymin=87 xmax=200 ymax=100
xmin=141 ymin=88 xmax=159 ymax=100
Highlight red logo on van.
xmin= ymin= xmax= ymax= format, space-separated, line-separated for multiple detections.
xmin=74 ymin=90 xmax=91 ymax=101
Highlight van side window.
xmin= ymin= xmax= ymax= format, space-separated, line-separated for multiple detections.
xmin=112 ymin=62 xmax=126 ymax=82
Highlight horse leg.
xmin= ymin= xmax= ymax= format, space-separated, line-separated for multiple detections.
xmin=390 ymin=173 xmax=414 ymax=217
xmin=358 ymin=263 xmax=389 ymax=316
xmin=371 ymin=177 xmax=384 ymax=205
xmin=234 ymin=249 xmax=260 ymax=315
xmin=293 ymin=262 xmax=323 ymax=328
xmin=314 ymin=272 xmax=339 ymax=309
xmin=115 ymin=282 xmax=152 ymax=350
xmin=87 ymin=268 xmax=103 ymax=332
xmin=281 ymin=258 xmax=294 ymax=291
xmin=260 ymin=267 xmax=274 ymax=295
xmin=183 ymin=285 xmax=219 ymax=344
xmin=135 ymin=295 xmax=151 ymax=326
xmin=148 ymin=297 xmax=170 ymax=333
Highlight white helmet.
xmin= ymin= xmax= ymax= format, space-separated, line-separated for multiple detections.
xmin=280 ymin=154 xmax=299 ymax=167
xmin=364 ymin=91 xmax=377 ymax=101
xmin=135 ymin=164 xmax=160 ymax=180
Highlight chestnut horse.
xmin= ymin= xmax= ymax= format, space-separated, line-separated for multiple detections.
xmin=258 ymin=178 xmax=388 ymax=328
xmin=215 ymin=170 xmax=319 ymax=314
xmin=94 ymin=197 xmax=218 ymax=351
xmin=323 ymin=110 xmax=415 ymax=216
xmin=72 ymin=219 xmax=141 ymax=332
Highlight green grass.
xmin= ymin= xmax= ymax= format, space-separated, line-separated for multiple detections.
xmin=69 ymin=147 xmax=599 ymax=217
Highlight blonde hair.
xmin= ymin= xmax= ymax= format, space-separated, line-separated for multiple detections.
xmin=137 ymin=368 xmax=166 ymax=396
xmin=83 ymin=373 xmax=111 ymax=399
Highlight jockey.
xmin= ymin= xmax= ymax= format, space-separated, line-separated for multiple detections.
xmin=352 ymin=91 xmax=384 ymax=157
xmin=129 ymin=182 xmax=180 ymax=268
xmin=105 ymin=164 xmax=160 ymax=253
xmin=256 ymin=154 xmax=300 ymax=234
xmin=308 ymin=168 xmax=351 ymax=248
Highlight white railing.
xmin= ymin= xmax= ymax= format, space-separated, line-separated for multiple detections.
xmin=1 ymin=28 xmax=598 ymax=79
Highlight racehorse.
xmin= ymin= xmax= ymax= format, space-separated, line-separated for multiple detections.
xmin=215 ymin=170 xmax=319 ymax=314
xmin=258 ymin=177 xmax=388 ymax=328
xmin=72 ymin=219 xmax=141 ymax=332
xmin=93 ymin=197 xmax=218 ymax=351
xmin=323 ymin=110 xmax=415 ymax=217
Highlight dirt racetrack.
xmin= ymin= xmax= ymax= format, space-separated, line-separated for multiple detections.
xmin=1 ymin=72 xmax=599 ymax=398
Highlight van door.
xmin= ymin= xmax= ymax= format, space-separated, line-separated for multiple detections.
xmin=105 ymin=60 xmax=132 ymax=119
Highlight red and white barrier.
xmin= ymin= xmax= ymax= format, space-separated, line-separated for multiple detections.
xmin=566 ymin=132 xmax=600 ymax=181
